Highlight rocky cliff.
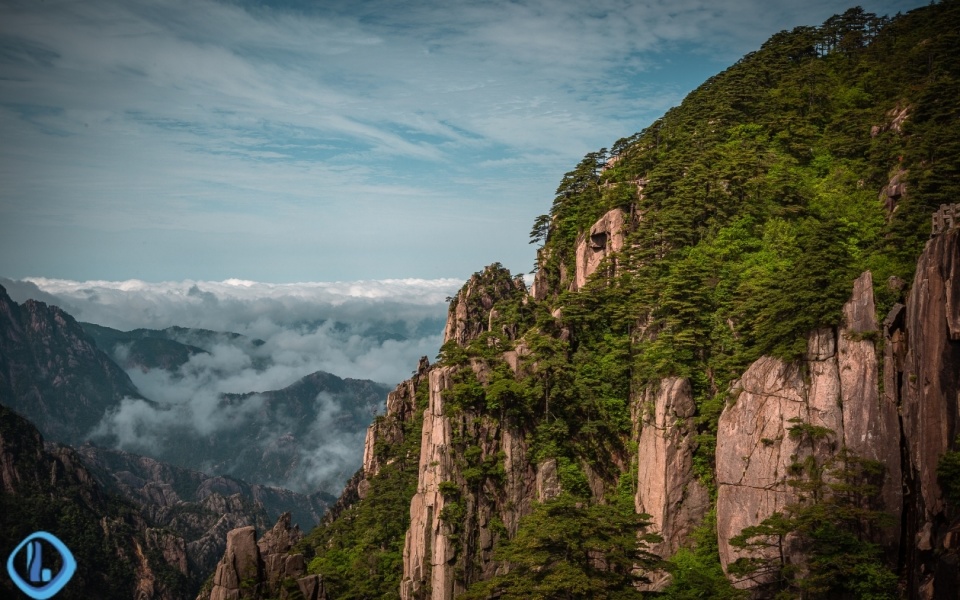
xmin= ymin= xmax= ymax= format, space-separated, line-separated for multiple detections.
xmin=75 ymin=443 xmax=331 ymax=582
xmin=0 ymin=404 xmax=192 ymax=600
xmin=262 ymin=4 xmax=960 ymax=598
xmin=894 ymin=227 xmax=960 ymax=597
xmin=0 ymin=284 xmax=145 ymax=445
xmin=712 ymin=229 xmax=960 ymax=597
xmin=200 ymin=513 xmax=324 ymax=600
xmin=400 ymin=266 xmax=538 ymax=599
xmin=310 ymin=217 xmax=958 ymax=600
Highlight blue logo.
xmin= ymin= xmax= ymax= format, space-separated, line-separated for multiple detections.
xmin=6 ymin=532 xmax=76 ymax=599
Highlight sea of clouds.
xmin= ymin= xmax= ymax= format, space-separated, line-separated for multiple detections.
xmin=4 ymin=276 xmax=459 ymax=384
xmin=2 ymin=276 xmax=461 ymax=493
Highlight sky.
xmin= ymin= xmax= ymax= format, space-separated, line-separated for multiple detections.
xmin=0 ymin=0 xmax=932 ymax=284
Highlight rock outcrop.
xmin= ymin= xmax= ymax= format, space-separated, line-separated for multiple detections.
xmin=443 ymin=265 xmax=526 ymax=346
xmin=401 ymin=366 xmax=458 ymax=600
xmin=74 ymin=442 xmax=331 ymax=582
xmin=0 ymin=405 xmax=192 ymax=600
xmin=894 ymin=228 xmax=960 ymax=597
xmin=634 ymin=377 xmax=709 ymax=588
xmin=716 ymin=272 xmax=903 ymax=586
xmin=361 ymin=357 xmax=429 ymax=491
xmin=399 ymin=265 xmax=543 ymax=599
xmin=571 ymin=208 xmax=626 ymax=291
xmin=203 ymin=514 xmax=323 ymax=600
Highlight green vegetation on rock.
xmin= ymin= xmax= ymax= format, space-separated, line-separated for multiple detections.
xmin=301 ymin=3 xmax=960 ymax=598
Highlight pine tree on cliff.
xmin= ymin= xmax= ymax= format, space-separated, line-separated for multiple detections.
xmin=728 ymin=423 xmax=897 ymax=599
xmin=461 ymin=492 xmax=661 ymax=600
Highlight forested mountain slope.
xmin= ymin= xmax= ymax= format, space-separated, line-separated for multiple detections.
xmin=220 ymin=3 xmax=960 ymax=599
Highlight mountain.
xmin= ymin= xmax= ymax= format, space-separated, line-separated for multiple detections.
xmin=0 ymin=284 xmax=146 ymax=445
xmin=0 ymin=283 xmax=391 ymax=494
xmin=0 ymin=404 xmax=193 ymax=600
xmin=0 ymin=284 xmax=387 ymax=596
xmin=89 ymin=369 xmax=391 ymax=493
xmin=74 ymin=443 xmax=334 ymax=573
xmin=75 ymin=443 xmax=332 ymax=532
xmin=218 ymin=4 xmax=959 ymax=600
xmin=80 ymin=323 xmax=267 ymax=371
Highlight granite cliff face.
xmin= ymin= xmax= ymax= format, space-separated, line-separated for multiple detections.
xmin=634 ymin=377 xmax=709 ymax=589
xmin=400 ymin=267 xmax=538 ymax=599
xmin=715 ymin=230 xmax=960 ymax=597
xmin=572 ymin=208 xmax=627 ymax=292
xmin=894 ymin=227 xmax=960 ymax=597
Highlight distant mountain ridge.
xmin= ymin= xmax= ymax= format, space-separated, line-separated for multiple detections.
xmin=0 ymin=282 xmax=393 ymax=597
xmin=81 ymin=322 xmax=267 ymax=371
xmin=0 ymin=284 xmax=147 ymax=444
xmin=0 ymin=283 xmax=391 ymax=494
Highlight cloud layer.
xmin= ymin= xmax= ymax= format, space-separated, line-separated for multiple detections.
xmin=0 ymin=0 xmax=928 ymax=282
xmin=4 ymin=276 xmax=455 ymax=492
xmin=9 ymin=276 xmax=456 ymax=384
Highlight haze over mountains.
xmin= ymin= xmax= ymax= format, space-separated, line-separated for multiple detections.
xmin=0 ymin=277 xmax=455 ymax=492
xmin=0 ymin=276 xmax=458 ymax=598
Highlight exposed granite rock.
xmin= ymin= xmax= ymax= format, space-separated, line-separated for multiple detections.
xmin=716 ymin=275 xmax=904 ymax=588
xmin=360 ymin=357 xmax=429 ymax=498
xmin=838 ymin=272 xmax=902 ymax=549
xmin=209 ymin=527 xmax=262 ymax=600
xmin=871 ymin=104 xmax=911 ymax=137
xmin=202 ymin=514 xmax=320 ymax=600
xmin=501 ymin=339 xmax=530 ymax=376
xmin=401 ymin=269 xmax=542 ymax=598
xmin=896 ymin=228 xmax=960 ymax=597
xmin=571 ymin=208 xmax=626 ymax=291
xmin=716 ymin=352 xmax=810 ymax=585
xmin=257 ymin=514 xmax=305 ymax=594
xmin=401 ymin=366 xmax=458 ymax=600
xmin=443 ymin=265 xmax=526 ymax=347
xmin=881 ymin=168 xmax=909 ymax=216
xmin=535 ymin=457 xmax=561 ymax=502
xmin=530 ymin=248 xmax=553 ymax=301
xmin=634 ymin=377 xmax=709 ymax=589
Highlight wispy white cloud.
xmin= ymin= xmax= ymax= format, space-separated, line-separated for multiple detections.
xmin=4 ymin=274 xmax=456 ymax=492
xmin=0 ymin=0 xmax=929 ymax=281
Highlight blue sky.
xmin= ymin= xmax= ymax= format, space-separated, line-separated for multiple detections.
xmin=0 ymin=0 xmax=930 ymax=284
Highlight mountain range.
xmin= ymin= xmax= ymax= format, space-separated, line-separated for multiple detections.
xmin=0 ymin=283 xmax=392 ymax=599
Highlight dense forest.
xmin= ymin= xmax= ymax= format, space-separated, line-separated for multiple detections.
xmin=292 ymin=2 xmax=960 ymax=599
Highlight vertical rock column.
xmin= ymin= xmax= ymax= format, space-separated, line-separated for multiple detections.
xmin=715 ymin=353 xmax=812 ymax=585
xmin=838 ymin=272 xmax=902 ymax=548
xmin=898 ymin=228 xmax=960 ymax=597
xmin=634 ymin=377 xmax=709 ymax=589
xmin=401 ymin=366 xmax=457 ymax=600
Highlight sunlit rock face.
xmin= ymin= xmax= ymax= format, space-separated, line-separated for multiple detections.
xmin=715 ymin=272 xmax=902 ymax=588
xmin=571 ymin=208 xmax=626 ymax=292
xmin=203 ymin=514 xmax=324 ymax=600
xmin=634 ymin=377 xmax=710 ymax=591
